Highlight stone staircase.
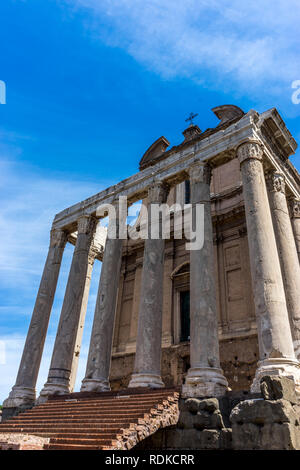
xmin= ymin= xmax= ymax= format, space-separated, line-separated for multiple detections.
xmin=0 ymin=388 xmax=179 ymax=450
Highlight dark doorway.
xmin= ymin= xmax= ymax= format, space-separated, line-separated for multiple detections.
xmin=180 ymin=290 xmax=190 ymax=342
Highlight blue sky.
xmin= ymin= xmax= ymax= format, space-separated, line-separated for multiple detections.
xmin=0 ymin=0 xmax=300 ymax=403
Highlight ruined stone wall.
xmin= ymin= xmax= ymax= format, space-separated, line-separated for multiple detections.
xmin=110 ymin=334 xmax=259 ymax=392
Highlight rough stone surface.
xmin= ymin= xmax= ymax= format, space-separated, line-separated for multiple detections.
xmin=0 ymin=433 xmax=49 ymax=450
xmin=137 ymin=397 xmax=231 ymax=450
xmin=230 ymin=396 xmax=300 ymax=450
xmin=260 ymin=375 xmax=298 ymax=404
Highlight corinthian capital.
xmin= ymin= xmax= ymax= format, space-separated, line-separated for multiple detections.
xmin=265 ymin=171 xmax=286 ymax=194
xmin=148 ymin=181 xmax=169 ymax=204
xmin=237 ymin=141 xmax=263 ymax=165
xmin=188 ymin=162 xmax=212 ymax=185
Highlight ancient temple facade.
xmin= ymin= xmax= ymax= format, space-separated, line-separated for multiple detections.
xmin=3 ymin=105 xmax=300 ymax=417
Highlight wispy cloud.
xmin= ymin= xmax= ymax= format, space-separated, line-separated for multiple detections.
xmin=67 ymin=0 xmax=300 ymax=94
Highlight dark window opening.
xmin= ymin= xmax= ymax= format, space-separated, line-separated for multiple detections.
xmin=184 ymin=180 xmax=191 ymax=204
xmin=180 ymin=290 xmax=190 ymax=342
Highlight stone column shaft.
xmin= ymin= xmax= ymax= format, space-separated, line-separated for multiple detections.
xmin=237 ymin=142 xmax=300 ymax=392
xmin=182 ymin=162 xmax=228 ymax=398
xmin=38 ymin=215 xmax=97 ymax=401
xmin=69 ymin=254 xmax=96 ymax=392
xmin=81 ymin=233 xmax=123 ymax=392
xmin=290 ymin=198 xmax=300 ymax=264
xmin=129 ymin=182 xmax=169 ymax=388
xmin=3 ymin=229 xmax=67 ymax=410
xmin=266 ymin=172 xmax=300 ymax=359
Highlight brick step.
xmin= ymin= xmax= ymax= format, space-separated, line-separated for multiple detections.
xmin=44 ymin=443 xmax=104 ymax=450
xmin=0 ymin=421 xmax=136 ymax=429
xmin=20 ymin=406 xmax=156 ymax=417
xmin=48 ymin=437 xmax=113 ymax=446
xmin=27 ymin=400 xmax=168 ymax=411
xmin=7 ymin=415 xmax=146 ymax=424
xmin=47 ymin=388 xmax=179 ymax=401
xmin=0 ymin=427 xmax=119 ymax=436
xmin=11 ymin=409 xmax=152 ymax=419
xmin=0 ymin=425 xmax=123 ymax=434
xmin=21 ymin=432 xmax=118 ymax=439
xmin=44 ymin=391 xmax=178 ymax=401
xmin=35 ymin=396 xmax=175 ymax=409
xmin=0 ymin=422 xmax=129 ymax=431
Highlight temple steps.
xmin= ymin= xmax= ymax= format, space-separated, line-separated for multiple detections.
xmin=0 ymin=388 xmax=179 ymax=450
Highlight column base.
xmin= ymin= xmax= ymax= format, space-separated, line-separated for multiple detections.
xmin=128 ymin=373 xmax=165 ymax=389
xmin=182 ymin=367 xmax=228 ymax=398
xmin=251 ymin=358 xmax=300 ymax=394
xmin=2 ymin=385 xmax=36 ymax=409
xmin=37 ymin=382 xmax=70 ymax=404
xmin=80 ymin=378 xmax=110 ymax=393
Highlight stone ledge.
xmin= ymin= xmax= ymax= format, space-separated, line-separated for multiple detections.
xmin=0 ymin=433 xmax=49 ymax=450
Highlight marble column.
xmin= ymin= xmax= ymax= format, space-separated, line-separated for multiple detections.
xmin=182 ymin=162 xmax=228 ymax=398
xmin=289 ymin=197 xmax=300 ymax=264
xmin=129 ymin=182 xmax=169 ymax=388
xmin=3 ymin=229 xmax=67 ymax=411
xmin=266 ymin=171 xmax=300 ymax=359
xmin=69 ymin=250 xmax=97 ymax=392
xmin=237 ymin=142 xmax=300 ymax=392
xmin=38 ymin=215 xmax=97 ymax=401
xmin=81 ymin=208 xmax=123 ymax=392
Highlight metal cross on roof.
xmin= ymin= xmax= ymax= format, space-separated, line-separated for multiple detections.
xmin=185 ymin=112 xmax=198 ymax=126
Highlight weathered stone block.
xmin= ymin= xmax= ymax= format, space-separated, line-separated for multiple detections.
xmin=198 ymin=398 xmax=219 ymax=413
xmin=177 ymin=411 xmax=195 ymax=429
xmin=230 ymin=398 xmax=297 ymax=425
xmin=260 ymin=375 xmax=298 ymax=404
xmin=232 ymin=421 xmax=300 ymax=450
xmin=230 ymin=397 xmax=300 ymax=450
xmin=180 ymin=398 xmax=202 ymax=414
xmin=194 ymin=410 xmax=224 ymax=430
